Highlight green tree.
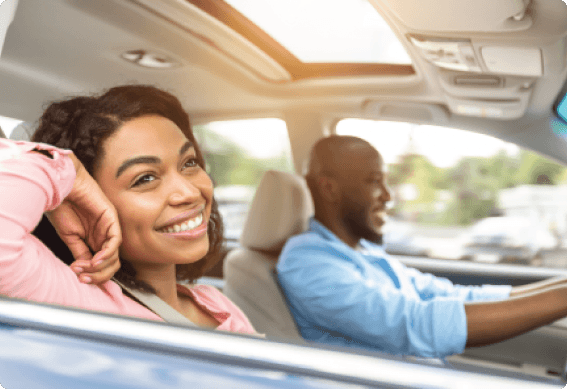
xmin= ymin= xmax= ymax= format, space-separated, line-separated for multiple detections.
xmin=388 ymin=153 xmax=449 ymax=221
xmin=513 ymin=150 xmax=566 ymax=185
xmin=193 ymin=126 xmax=292 ymax=188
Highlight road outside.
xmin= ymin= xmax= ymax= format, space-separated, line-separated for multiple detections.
xmin=403 ymin=223 xmax=567 ymax=269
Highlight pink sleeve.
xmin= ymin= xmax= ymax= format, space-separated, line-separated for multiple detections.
xmin=0 ymin=139 xmax=101 ymax=306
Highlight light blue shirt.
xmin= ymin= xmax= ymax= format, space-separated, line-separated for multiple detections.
xmin=277 ymin=218 xmax=512 ymax=358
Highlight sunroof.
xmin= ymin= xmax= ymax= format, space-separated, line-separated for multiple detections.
xmin=223 ymin=0 xmax=412 ymax=65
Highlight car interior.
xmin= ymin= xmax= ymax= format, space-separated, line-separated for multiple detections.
xmin=2 ymin=0 xmax=567 ymax=384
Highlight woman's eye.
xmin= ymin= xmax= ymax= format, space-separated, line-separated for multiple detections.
xmin=182 ymin=158 xmax=200 ymax=170
xmin=132 ymin=174 xmax=156 ymax=187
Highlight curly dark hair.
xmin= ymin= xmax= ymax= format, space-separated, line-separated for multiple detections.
xmin=32 ymin=84 xmax=224 ymax=293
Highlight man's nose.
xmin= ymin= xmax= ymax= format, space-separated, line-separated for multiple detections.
xmin=380 ymin=183 xmax=392 ymax=202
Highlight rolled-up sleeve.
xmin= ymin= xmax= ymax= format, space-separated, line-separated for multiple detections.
xmin=0 ymin=139 xmax=79 ymax=301
xmin=405 ymin=267 xmax=512 ymax=302
xmin=278 ymin=238 xmax=468 ymax=358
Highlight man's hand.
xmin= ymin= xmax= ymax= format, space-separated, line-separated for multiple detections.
xmin=47 ymin=154 xmax=121 ymax=284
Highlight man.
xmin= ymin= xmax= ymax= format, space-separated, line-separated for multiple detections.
xmin=277 ymin=135 xmax=567 ymax=358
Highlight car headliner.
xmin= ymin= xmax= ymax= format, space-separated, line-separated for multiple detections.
xmin=1 ymin=0 xmax=567 ymax=169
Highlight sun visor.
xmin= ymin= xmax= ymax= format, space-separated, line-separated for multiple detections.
xmin=382 ymin=0 xmax=532 ymax=32
xmin=0 ymin=0 xmax=19 ymax=57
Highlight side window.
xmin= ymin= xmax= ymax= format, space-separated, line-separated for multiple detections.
xmin=337 ymin=119 xmax=567 ymax=269
xmin=193 ymin=119 xmax=294 ymax=244
xmin=0 ymin=115 xmax=24 ymax=138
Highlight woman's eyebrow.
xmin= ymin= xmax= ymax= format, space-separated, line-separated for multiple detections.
xmin=115 ymin=141 xmax=194 ymax=178
xmin=179 ymin=141 xmax=194 ymax=156
xmin=116 ymin=156 xmax=161 ymax=178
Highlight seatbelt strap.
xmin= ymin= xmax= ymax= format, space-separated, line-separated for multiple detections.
xmin=113 ymin=278 xmax=197 ymax=327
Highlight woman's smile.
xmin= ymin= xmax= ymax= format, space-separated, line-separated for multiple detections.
xmin=156 ymin=205 xmax=206 ymax=232
xmin=156 ymin=211 xmax=207 ymax=239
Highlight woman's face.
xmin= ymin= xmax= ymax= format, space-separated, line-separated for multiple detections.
xmin=93 ymin=115 xmax=213 ymax=268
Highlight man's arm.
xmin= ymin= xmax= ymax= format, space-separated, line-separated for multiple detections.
xmin=466 ymin=284 xmax=567 ymax=347
xmin=508 ymin=276 xmax=567 ymax=298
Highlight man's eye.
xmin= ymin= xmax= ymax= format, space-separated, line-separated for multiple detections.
xmin=132 ymin=174 xmax=156 ymax=187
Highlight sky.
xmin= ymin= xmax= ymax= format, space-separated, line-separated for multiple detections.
xmin=1 ymin=115 xmax=521 ymax=168
xmin=336 ymin=119 xmax=519 ymax=167
xmin=205 ymin=118 xmax=520 ymax=168
xmin=224 ymin=0 xmax=412 ymax=64
xmin=203 ymin=118 xmax=293 ymax=160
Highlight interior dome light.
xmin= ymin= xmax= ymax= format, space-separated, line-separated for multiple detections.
xmin=120 ymin=50 xmax=178 ymax=68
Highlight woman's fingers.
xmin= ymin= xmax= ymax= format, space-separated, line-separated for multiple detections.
xmin=92 ymin=230 xmax=121 ymax=265
xmin=87 ymin=261 xmax=120 ymax=284
xmin=81 ymin=257 xmax=121 ymax=285
xmin=65 ymin=236 xmax=94 ymax=264
xmin=70 ymin=245 xmax=120 ymax=285
xmin=75 ymin=214 xmax=122 ymax=285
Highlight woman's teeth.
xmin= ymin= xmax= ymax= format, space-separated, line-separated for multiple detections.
xmin=161 ymin=213 xmax=203 ymax=233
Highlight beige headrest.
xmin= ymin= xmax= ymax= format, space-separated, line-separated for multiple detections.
xmin=240 ymin=170 xmax=314 ymax=252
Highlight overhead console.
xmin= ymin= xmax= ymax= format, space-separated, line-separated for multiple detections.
xmin=409 ymin=36 xmax=542 ymax=78
xmin=376 ymin=0 xmax=567 ymax=120
xmin=408 ymin=35 xmax=541 ymax=120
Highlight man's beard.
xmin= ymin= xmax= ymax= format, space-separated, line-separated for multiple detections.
xmin=341 ymin=198 xmax=382 ymax=244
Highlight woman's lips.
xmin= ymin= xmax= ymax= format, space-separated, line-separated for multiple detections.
xmin=157 ymin=212 xmax=204 ymax=233
xmin=158 ymin=215 xmax=208 ymax=239
xmin=156 ymin=205 xmax=205 ymax=231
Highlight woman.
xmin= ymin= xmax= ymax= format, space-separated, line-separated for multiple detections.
xmin=0 ymin=84 xmax=255 ymax=333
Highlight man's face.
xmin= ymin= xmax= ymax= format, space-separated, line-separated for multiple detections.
xmin=337 ymin=148 xmax=391 ymax=243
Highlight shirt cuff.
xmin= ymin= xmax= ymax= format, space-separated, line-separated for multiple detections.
xmin=474 ymin=284 xmax=513 ymax=301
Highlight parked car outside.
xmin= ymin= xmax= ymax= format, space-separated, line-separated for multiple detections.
xmin=383 ymin=219 xmax=430 ymax=257
xmin=461 ymin=216 xmax=558 ymax=264
xmin=214 ymin=185 xmax=255 ymax=243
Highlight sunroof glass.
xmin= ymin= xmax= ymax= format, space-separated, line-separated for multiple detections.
xmin=223 ymin=0 xmax=412 ymax=65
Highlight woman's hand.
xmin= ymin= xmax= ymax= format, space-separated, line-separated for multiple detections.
xmin=47 ymin=154 xmax=122 ymax=284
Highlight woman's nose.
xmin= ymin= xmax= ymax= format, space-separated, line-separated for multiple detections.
xmin=168 ymin=175 xmax=201 ymax=205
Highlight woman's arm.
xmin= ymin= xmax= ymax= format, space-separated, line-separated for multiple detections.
xmin=0 ymin=139 xmax=120 ymax=301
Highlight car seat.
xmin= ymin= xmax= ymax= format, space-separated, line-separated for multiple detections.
xmin=223 ymin=170 xmax=314 ymax=342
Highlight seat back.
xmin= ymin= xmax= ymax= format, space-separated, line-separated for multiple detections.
xmin=223 ymin=170 xmax=314 ymax=341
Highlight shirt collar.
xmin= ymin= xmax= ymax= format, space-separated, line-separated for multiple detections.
xmin=308 ymin=217 xmax=346 ymax=244
xmin=308 ymin=217 xmax=386 ymax=254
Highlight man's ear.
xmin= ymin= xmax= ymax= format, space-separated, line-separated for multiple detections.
xmin=318 ymin=175 xmax=340 ymax=203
